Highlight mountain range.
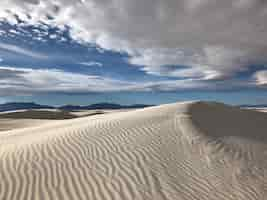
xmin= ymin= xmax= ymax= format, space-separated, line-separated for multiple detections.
xmin=239 ymin=104 xmax=267 ymax=108
xmin=0 ymin=102 xmax=153 ymax=112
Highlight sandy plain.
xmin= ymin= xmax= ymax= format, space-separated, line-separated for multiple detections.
xmin=0 ymin=101 xmax=266 ymax=200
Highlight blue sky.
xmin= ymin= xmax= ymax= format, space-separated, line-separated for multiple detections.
xmin=0 ymin=0 xmax=267 ymax=106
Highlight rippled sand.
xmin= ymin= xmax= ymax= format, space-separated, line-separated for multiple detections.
xmin=0 ymin=101 xmax=267 ymax=200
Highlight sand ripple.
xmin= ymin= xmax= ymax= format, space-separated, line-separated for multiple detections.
xmin=0 ymin=101 xmax=267 ymax=200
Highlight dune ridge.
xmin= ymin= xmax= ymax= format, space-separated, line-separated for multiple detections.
xmin=0 ymin=101 xmax=266 ymax=200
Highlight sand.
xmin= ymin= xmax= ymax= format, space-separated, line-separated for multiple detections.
xmin=0 ymin=109 xmax=134 ymax=132
xmin=249 ymin=108 xmax=267 ymax=113
xmin=0 ymin=110 xmax=77 ymax=120
xmin=0 ymin=101 xmax=266 ymax=200
xmin=0 ymin=109 xmax=108 ymax=132
xmin=0 ymin=119 xmax=52 ymax=132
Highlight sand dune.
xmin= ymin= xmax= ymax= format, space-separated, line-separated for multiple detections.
xmin=0 ymin=110 xmax=77 ymax=120
xmin=0 ymin=119 xmax=51 ymax=132
xmin=0 ymin=101 xmax=267 ymax=200
xmin=0 ymin=109 xmax=129 ymax=132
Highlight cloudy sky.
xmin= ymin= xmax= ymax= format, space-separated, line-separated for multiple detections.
xmin=0 ymin=0 xmax=267 ymax=105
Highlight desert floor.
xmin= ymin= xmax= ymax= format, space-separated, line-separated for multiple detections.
xmin=0 ymin=101 xmax=267 ymax=200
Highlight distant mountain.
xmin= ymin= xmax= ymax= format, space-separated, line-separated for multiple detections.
xmin=58 ymin=105 xmax=83 ymax=111
xmin=0 ymin=102 xmax=54 ymax=112
xmin=239 ymin=104 xmax=267 ymax=108
xmin=0 ymin=102 xmax=153 ymax=112
xmin=59 ymin=103 xmax=153 ymax=111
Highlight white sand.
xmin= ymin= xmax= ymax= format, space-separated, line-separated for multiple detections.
xmin=0 ymin=101 xmax=267 ymax=200
xmin=0 ymin=118 xmax=52 ymax=132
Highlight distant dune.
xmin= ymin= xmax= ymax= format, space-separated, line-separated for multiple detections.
xmin=0 ymin=101 xmax=266 ymax=200
xmin=0 ymin=118 xmax=51 ymax=132
xmin=0 ymin=109 xmax=106 ymax=132
xmin=0 ymin=110 xmax=77 ymax=120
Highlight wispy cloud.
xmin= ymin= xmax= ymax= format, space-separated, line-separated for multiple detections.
xmin=0 ymin=66 xmax=135 ymax=95
xmin=0 ymin=43 xmax=48 ymax=59
xmin=79 ymin=61 xmax=103 ymax=67
xmin=0 ymin=65 xmax=258 ymax=95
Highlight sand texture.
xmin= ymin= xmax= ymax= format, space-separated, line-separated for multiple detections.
xmin=0 ymin=101 xmax=267 ymax=200
xmin=0 ymin=109 xmax=107 ymax=120
xmin=0 ymin=119 xmax=52 ymax=132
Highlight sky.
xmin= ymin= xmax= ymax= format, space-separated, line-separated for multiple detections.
xmin=0 ymin=0 xmax=267 ymax=106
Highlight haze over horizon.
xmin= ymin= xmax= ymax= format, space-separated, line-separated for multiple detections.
xmin=1 ymin=0 xmax=267 ymax=105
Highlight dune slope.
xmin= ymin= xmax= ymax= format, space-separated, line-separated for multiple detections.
xmin=0 ymin=118 xmax=51 ymax=132
xmin=0 ymin=110 xmax=77 ymax=120
xmin=0 ymin=101 xmax=267 ymax=200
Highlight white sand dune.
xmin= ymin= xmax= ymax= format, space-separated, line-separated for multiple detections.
xmin=0 ymin=109 xmax=109 ymax=132
xmin=0 ymin=119 xmax=52 ymax=132
xmin=0 ymin=101 xmax=267 ymax=200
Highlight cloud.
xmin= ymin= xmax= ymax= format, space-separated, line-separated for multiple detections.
xmin=79 ymin=61 xmax=103 ymax=67
xmin=0 ymin=65 xmax=258 ymax=95
xmin=128 ymin=46 xmax=265 ymax=80
xmin=49 ymin=34 xmax=57 ymax=39
xmin=0 ymin=30 xmax=5 ymax=36
xmin=254 ymin=70 xmax=267 ymax=86
xmin=0 ymin=43 xmax=48 ymax=59
xmin=0 ymin=66 xmax=136 ymax=95
xmin=1 ymin=0 xmax=267 ymax=85
xmin=140 ymin=78 xmax=254 ymax=92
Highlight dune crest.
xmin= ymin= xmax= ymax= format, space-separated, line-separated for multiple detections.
xmin=0 ymin=101 xmax=266 ymax=200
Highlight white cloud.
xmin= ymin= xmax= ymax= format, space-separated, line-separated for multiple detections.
xmin=254 ymin=70 xmax=267 ymax=86
xmin=0 ymin=66 xmax=136 ymax=95
xmin=49 ymin=34 xmax=57 ymax=39
xmin=9 ymin=29 xmax=20 ymax=34
xmin=79 ymin=61 xmax=103 ymax=67
xmin=1 ymin=0 xmax=267 ymax=84
xmin=0 ymin=65 xmax=257 ymax=95
xmin=0 ymin=30 xmax=5 ymax=36
xmin=0 ymin=42 xmax=48 ymax=59
xmin=129 ymin=46 xmax=262 ymax=80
